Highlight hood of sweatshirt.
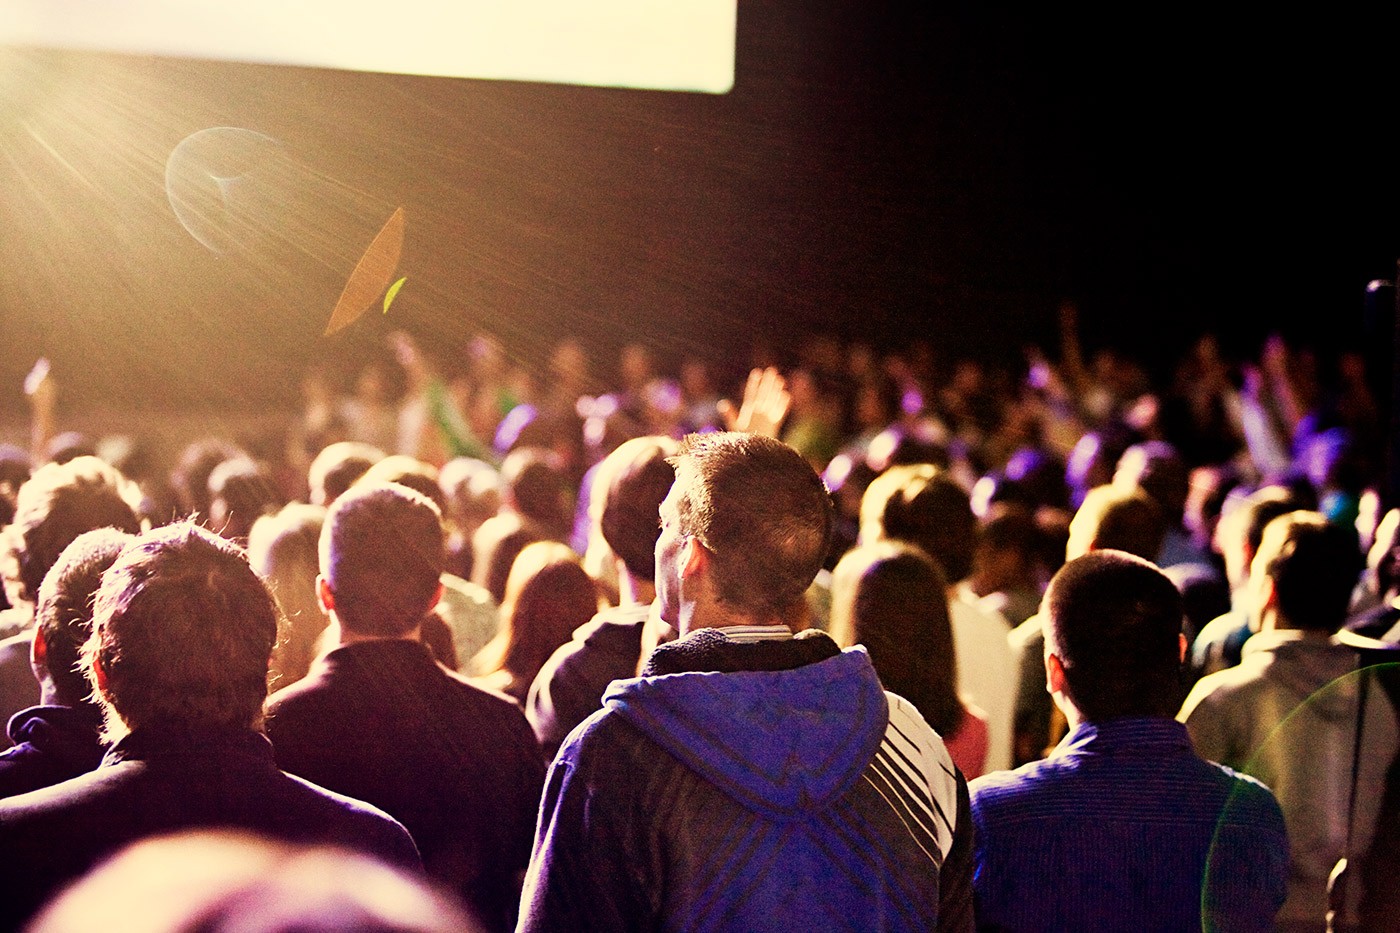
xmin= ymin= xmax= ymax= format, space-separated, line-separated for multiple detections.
xmin=7 ymin=704 xmax=105 ymax=770
xmin=601 ymin=644 xmax=888 ymax=821
xmin=1241 ymin=630 xmax=1366 ymax=723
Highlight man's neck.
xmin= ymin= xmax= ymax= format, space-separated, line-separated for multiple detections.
xmin=680 ymin=601 xmax=802 ymax=637
xmin=1261 ymin=611 xmax=1335 ymax=637
xmin=618 ymin=572 xmax=656 ymax=608
xmin=334 ymin=619 xmax=422 ymax=647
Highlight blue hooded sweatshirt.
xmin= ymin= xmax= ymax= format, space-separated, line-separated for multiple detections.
xmin=518 ymin=630 xmax=973 ymax=933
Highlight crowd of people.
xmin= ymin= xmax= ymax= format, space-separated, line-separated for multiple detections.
xmin=0 ymin=310 xmax=1396 ymax=931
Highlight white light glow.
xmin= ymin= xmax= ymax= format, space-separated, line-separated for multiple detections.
xmin=0 ymin=0 xmax=736 ymax=93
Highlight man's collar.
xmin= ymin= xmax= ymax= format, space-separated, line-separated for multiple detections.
xmin=1241 ymin=627 xmax=1334 ymax=657
xmin=707 ymin=624 xmax=795 ymax=644
xmin=641 ymin=627 xmax=837 ymax=677
xmin=103 ymin=725 xmax=272 ymax=768
xmin=1058 ymin=717 xmax=1194 ymax=756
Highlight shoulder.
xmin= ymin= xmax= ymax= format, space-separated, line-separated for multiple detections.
xmin=452 ymin=674 xmax=540 ymax=732
xmin=265 ymin=665 xmax=326 ymax=705
xmin=1179 ymin=660 xmax=1264 ymax=722
xmin=1206 ymin=760 xmax=1286 ymax=825
xmin=438 ymin=572 xmax=493 ymax=606
xmin=0 ymin=742 xmax=69 ymax=799
xmin=264 ymin=660 xmax=344 ymax=721
xmin=277 ymin=768 xmax=397 ymax=820
xmin=556 ymin=704 xmax=649 ymax=764
xmin=969 ymin=757 xmax=1049 ymax=807
xmin=534 ymin=608 xmax=650 ymax=688
xmin=0 ymin=611 xmax=29 ymax=641
xmin=1007 ymin=614 xmax=1044 ymax=652
xmin=951 ymin=592 xmax=1013 ymax=634
xmin=0 ymin=759 xmax=133 ymax=828
xmin=0 ymin=631 xmax=32 ymax=664
xmin=553 ymin=612 xmax=647 ymax=674
xmin=1195 ymin=610 xmax=1247 ymax=644
xmin=547 ymin=704 xmax=675 ymax=803
xmin=271 ymin=770 xmax=421 ymax=866
xmin=882 ymin=693 xmax=961 ymax=816
xmin=885 ymin=693 xmax=955 ymax=775
xmin=580 ymin=607 xmax=650 ymax=645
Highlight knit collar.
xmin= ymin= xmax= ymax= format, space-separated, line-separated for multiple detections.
xmin=641 ymin=627 xmax=839 ymax=677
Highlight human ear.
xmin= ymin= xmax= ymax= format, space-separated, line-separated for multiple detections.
xmin=317 ymin=574 xmax=335 ymax=614
xmin=1045 ymin=651 xmax=1067 ymax=696
xmin=681 ymin=537 xmax=708 ymax=578
xmin=31 ymin=627 xmax=47 ymax=668
xmin=91 ymin=653 xmax=110 ymax=696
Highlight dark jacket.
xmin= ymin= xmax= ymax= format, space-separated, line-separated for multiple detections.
xmin=0 ymin=704 xmax=104 ymax=799
xmin=0 ymin=725 xmax=419 ymax=928
xmin=526 ymin=603 xmax=650 ymax=760
xmin=519 ymin=629 xmax=975 ymax=932
xmin=265 ymin=638 xmax=545 ymax=933
xmin=0 ymin=633 xmax=39 ymax=751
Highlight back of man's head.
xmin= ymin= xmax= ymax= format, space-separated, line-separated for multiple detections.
xmin=248 ymin=503 xmax=326 ymax=622
xmin=307 ymin=442 xmax=384 ymax=508
xmin=1045 ymin=550 xmax=1185 ymax=720
xmin=979 ymin=503 xmax=1039 ymax=562
xmin=85 ymin=523 xmax=277 ymax=738
xmin=438 ymin=457 xmax=502 ymax=530
xmin=172 ymin=438 xmax=246 ymax=518
xmin=1252 ymin=511 xmax=1361 ymax=633
xmin=321 ymin=483 xmax=445 ymax=638
xmin=671 ymin=432 xmax=832 ymax=615
xmin=1067 ymin=484 xmax=1166 ymax=561
xmin=208 ymin=458 xmax=281 ymax=541
xmin=2 ymin=456 xmax=143 ymax=608
xmin=861 ymin=464 xmax=975 ymax=582
xmin=34 ymin=528 xmax=135 ymax=706
xmin=356 ymin=457 xmax=446 ymax=514
xmin=1114 ymin=441 xmax=1190 ymax=521
xmin=1241 ymin=487 xmax=1304 ymax=564
xmin=598 ymin=437 xmax=677 ymax=583
xmin=501 ymin=448 xmax=569 ymax=536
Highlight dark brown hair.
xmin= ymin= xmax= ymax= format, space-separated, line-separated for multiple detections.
xmin=671 ymin=432 xmax=832 ymax=615
xmin=85 ymin=523 xmax=278 ymax=735
xmin=35 ymin=527 xmax=134 ymax=705
xmin=320 ymin=483 xmax=445 ymax=638
xmin=830 ymin=542 xmax=964 ymax=737
xmin=475 ymin=541 xmax=597 ymax=700
xmin=1254 ymin=511 xmax=1362 ymax=633
xmin=598 ymin=437 xmax=677 ymax=582
xmin=1044 ymin=550 xmax=1184 ymax=720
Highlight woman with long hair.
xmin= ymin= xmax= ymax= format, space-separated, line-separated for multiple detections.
xmin=472 ymin=541 xmax=599 ymax=705
xmin=830 ymin=540 xmax=989 ymax=778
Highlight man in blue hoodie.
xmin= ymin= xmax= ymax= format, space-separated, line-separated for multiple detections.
xmin=519 ymin=431 xmax=973 ymax=933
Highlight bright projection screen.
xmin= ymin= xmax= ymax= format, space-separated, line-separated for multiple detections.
xmin=0 ymin=0 xmax=737 ymax=93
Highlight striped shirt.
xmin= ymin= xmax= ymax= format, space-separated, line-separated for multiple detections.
xmin=969 ymin=717 xmax=1287 ymax=931
xmin=872 ymin=692 xmax=961 ymax=866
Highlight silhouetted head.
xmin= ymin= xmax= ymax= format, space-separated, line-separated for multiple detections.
xmin=1044 ymin=550 xmax=1185 ymax=720
xmin=85 ymin=523 xmax=278 ymax=739
xmin=320 ymin=483 xmax=444 ymax=638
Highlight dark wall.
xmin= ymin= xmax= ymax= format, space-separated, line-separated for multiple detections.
xmin=2 ymin=4 xmax=1397 ymax=414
